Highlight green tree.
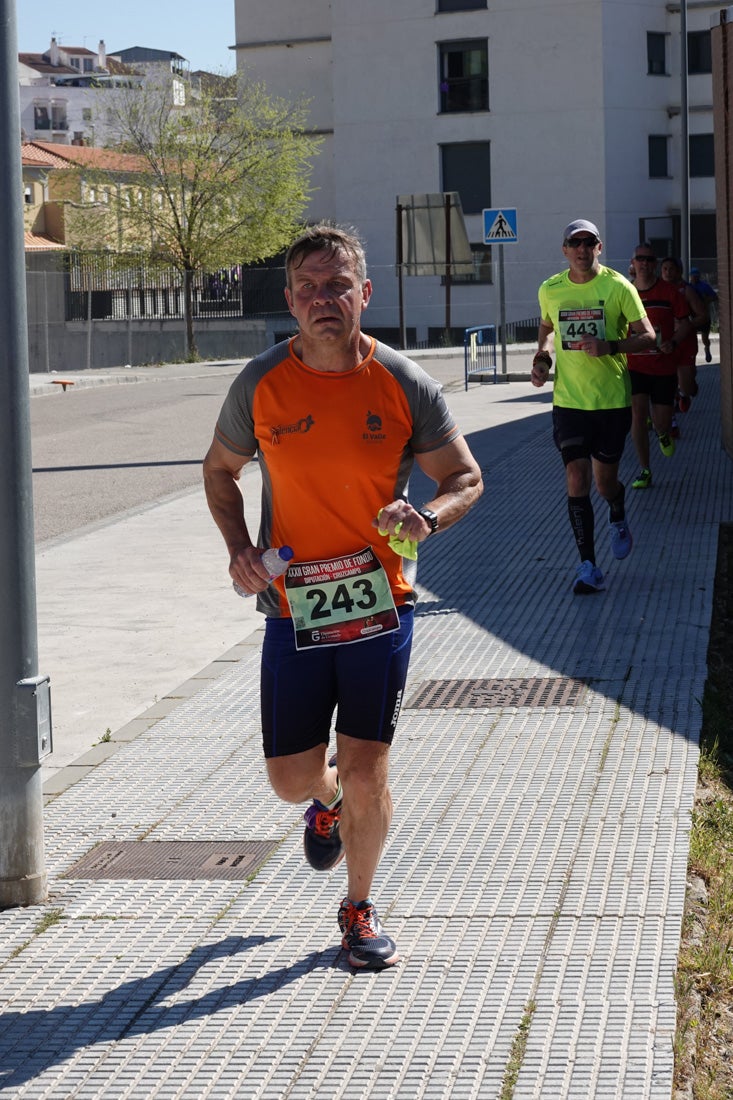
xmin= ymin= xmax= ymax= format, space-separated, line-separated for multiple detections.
xmin=77 ymin=76 xmax=320 ymax=359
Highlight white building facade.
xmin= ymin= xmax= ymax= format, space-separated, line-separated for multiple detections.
xmin=233 ymin=0 xmax=717 ymax=342
xmin=18 ymin=40 xmax=187 ymax=150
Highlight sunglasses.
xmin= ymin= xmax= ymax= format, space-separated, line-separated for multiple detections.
xmin=634 ymin=255 xmax=656 ymax=262
xmin=565 ymin=236 xmax=598 ymax=248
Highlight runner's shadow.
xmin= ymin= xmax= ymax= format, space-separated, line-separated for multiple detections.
xmin=0 ymin=935 xmax=338 ymax=1091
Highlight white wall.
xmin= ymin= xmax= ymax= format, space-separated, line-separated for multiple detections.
xmin=234 ymin=0 xmax=716 ymax=338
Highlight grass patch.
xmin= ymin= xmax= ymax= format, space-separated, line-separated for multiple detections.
xmin=674 ymin=524 xmax=733 ymax=1098
xmin=500 ymin=1001 xmax=536 ymax=1099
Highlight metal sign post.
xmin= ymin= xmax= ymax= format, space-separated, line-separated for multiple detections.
xmin=483 ymin=207 xmax=518 ymax=376
xmin=0 ymin=0 xmax=49 ymax=909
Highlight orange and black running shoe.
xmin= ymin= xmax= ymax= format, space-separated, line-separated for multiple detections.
xmin=338 ymin=897 xmax=399 ymax=970
xmin=303 ymin=796 xmax=343 ymax=870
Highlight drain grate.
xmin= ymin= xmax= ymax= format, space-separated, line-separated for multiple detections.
xmin=64 ymin=840 xmax=278 ymax=881
xmin=405 ymin=676 xmax=587 ymax=710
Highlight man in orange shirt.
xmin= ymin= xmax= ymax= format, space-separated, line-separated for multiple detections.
xmin=203 ymin=224 xmax=483 ymax=969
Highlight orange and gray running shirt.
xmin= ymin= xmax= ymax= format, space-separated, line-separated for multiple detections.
xmin=214 ymin=336 xmax=461 ymax=618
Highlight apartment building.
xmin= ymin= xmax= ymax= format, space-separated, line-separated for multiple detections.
xmin=18 ymin=39 xmax=189 ymax=148
xmin=233 ymin=0 xmax=718 ymax=341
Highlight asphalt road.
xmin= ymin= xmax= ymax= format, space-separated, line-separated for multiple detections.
xmin=30 ymin=371 xmax=241 ymax=544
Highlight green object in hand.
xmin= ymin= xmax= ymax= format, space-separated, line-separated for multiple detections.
xmin=377 ymin=511 xmax=419 ymax=560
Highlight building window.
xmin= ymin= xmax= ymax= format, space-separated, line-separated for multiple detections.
xmin=688 ymin=31 xmax=712 ymax=75
xmin=51 ymin=104 xmax=68 ymax=131
xmin=690 ymin=134 xmax=714 ymax=177
xmin=439 ymin=39 xmax=488 ymax=113
xmin=438 ymin=0 xmax=487 ymax=10
xmin=647 ymin=32 xmax=667 ymax=75
xmin=450 ymin=243 xmax=493 ymax=284
xmin=172 ymin=79 xmax=186 ymax=107
xmin=691 ymin=213 xmax=717 ymax=264
xmin=648 ymin=135 xmax=669 ymax=178
xmin=24 ymin=184 xmax=33 ymax=205
xmin=441 ymin=141 xmax=490 ymax=215
xmin=34 ymin=104 xmax=50 ymax=130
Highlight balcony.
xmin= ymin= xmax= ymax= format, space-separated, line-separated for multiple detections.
xmin=33 ymin=117 xmax=69 ymax=133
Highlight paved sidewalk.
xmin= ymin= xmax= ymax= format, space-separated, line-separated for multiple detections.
xmin=2 ymin=345 xmax=730 ymax=1098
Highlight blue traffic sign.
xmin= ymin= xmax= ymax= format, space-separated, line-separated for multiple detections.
xmin=483 ymin=208 xmax=518 ymax=244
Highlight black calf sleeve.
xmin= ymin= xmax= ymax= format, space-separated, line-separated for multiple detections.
xmin=608 ymin=483 xmax=626 ymax=523
xmin=568 ymin=495 xmax=595 ymax=563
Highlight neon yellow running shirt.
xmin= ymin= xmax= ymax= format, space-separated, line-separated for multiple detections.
xmin=538 ymin=265 xmax=646 ymax=410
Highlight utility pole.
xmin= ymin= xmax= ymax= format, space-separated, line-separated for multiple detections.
xmin=0 ymin=0 xmax=50 ymax=909
xmin=680 ymin=0 xmax=691 ymax=274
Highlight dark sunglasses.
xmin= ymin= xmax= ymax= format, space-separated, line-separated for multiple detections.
xmin=565 ymin=236 xmax=598 ymax=248
xmin=634 ymin=255 xmax=656 ymax=262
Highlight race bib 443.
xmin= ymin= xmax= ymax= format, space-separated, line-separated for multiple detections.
xmin=558 ymin=308 xmax=606 ymax=350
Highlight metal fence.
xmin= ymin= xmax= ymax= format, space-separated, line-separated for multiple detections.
xmin=60 ymin=251 xmax=544 ymax=351
xmin=464 ymin=325 xmax=497 ymax=389
xmin=65 ymin=252 xmax=289 ymax=322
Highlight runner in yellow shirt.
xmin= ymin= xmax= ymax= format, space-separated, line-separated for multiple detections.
xmin=531 ymin=219 xmax=655 ymax=594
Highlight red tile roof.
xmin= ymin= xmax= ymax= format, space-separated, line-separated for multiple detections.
xmin=18 ymin=53 xmax=77 ymax=75
xmin=22 ymin=142 xmax=72 ymax=168
xmin=24 ymin=140 xmax=148 ymax=173
xmin=24 ymin=231 xmax=65 ymax=250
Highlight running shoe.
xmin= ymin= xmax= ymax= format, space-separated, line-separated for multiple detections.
xmin=609 ymin=519 xmax=633 ymax=560
xmin=658 ymin=433 xmax=675 ymax=458
xmin=572 ymin=560 xmax=605 ymax=595
xmin=338 ymin=898 xmax=399 ymax=970
xmin=303 ymin=758 xmax=343 ymax=870
xmin=705 ymin=346 xmax=712 ymax=363
xmin=677 ymin=390 xmax=691 ymax=414
xmin=632 ymin=468 xmax=652 ymax=490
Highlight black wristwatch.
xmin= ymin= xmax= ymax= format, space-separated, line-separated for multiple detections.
xmin=417 ymin=508 xmax=439 ymax=535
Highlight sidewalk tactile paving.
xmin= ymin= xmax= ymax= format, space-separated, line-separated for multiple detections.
xmin=2 ymin=363 xmax=730 ymax=1098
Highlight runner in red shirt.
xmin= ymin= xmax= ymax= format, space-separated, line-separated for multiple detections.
xmin=627 ymin=246 xmax=694 ymax=489
xmin=660 ymin=257 xmax=708 ymax=417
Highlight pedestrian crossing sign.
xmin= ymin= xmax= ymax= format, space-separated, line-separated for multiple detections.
xmin=483 ymin=208 xmax=518 ymax=244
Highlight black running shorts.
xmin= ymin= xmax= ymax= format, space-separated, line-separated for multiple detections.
xmin=552 ymin=405 xmax=632 ymax=466
xmin=260 ymin=607 xmax=414 ymax=758
xmin=629 ymin=370 xmax=677 ymax=407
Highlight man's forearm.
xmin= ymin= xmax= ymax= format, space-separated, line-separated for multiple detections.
xmin=203 ymin=467 xmax=253 ymax=557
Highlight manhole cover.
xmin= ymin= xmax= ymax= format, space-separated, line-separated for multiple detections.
xmin=405 ymin=676 xmax=587 ymax=710
xmin=64 ymin=840 xmax=278 ymax=881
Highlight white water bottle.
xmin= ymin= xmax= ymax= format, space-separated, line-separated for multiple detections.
xmin=233 ymin=545 xmax=294 ymax=597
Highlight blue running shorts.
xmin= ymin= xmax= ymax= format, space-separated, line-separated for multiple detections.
xmin=260 ymin=606 xmax=414 ymax=758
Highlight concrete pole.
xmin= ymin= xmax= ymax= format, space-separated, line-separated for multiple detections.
xmin=680 ymin=0 xmax=691 ymax=274
xmin=0 ymin=0 xmax=48 ymax=909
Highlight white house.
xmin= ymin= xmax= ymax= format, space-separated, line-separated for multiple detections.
xmin=18 ymin=39 xmax=147 ymax=148
xmin=18 ymin=39 xmax=190 ymax=149
xmin=233 ymin=0 xmax=717 ymax=342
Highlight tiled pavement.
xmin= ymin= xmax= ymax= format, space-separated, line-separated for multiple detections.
xmin=2 ymin=354 xmax=731 ymax=1098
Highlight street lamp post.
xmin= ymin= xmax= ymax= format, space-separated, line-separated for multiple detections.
xmin=680 ymin=0 xmax=691 ymax=274
xmin=0 ymin=0 xmax=49 ymax=909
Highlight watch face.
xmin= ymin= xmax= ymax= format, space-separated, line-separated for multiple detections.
xmin=419 ymin=509 xmax=439 ymax=532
